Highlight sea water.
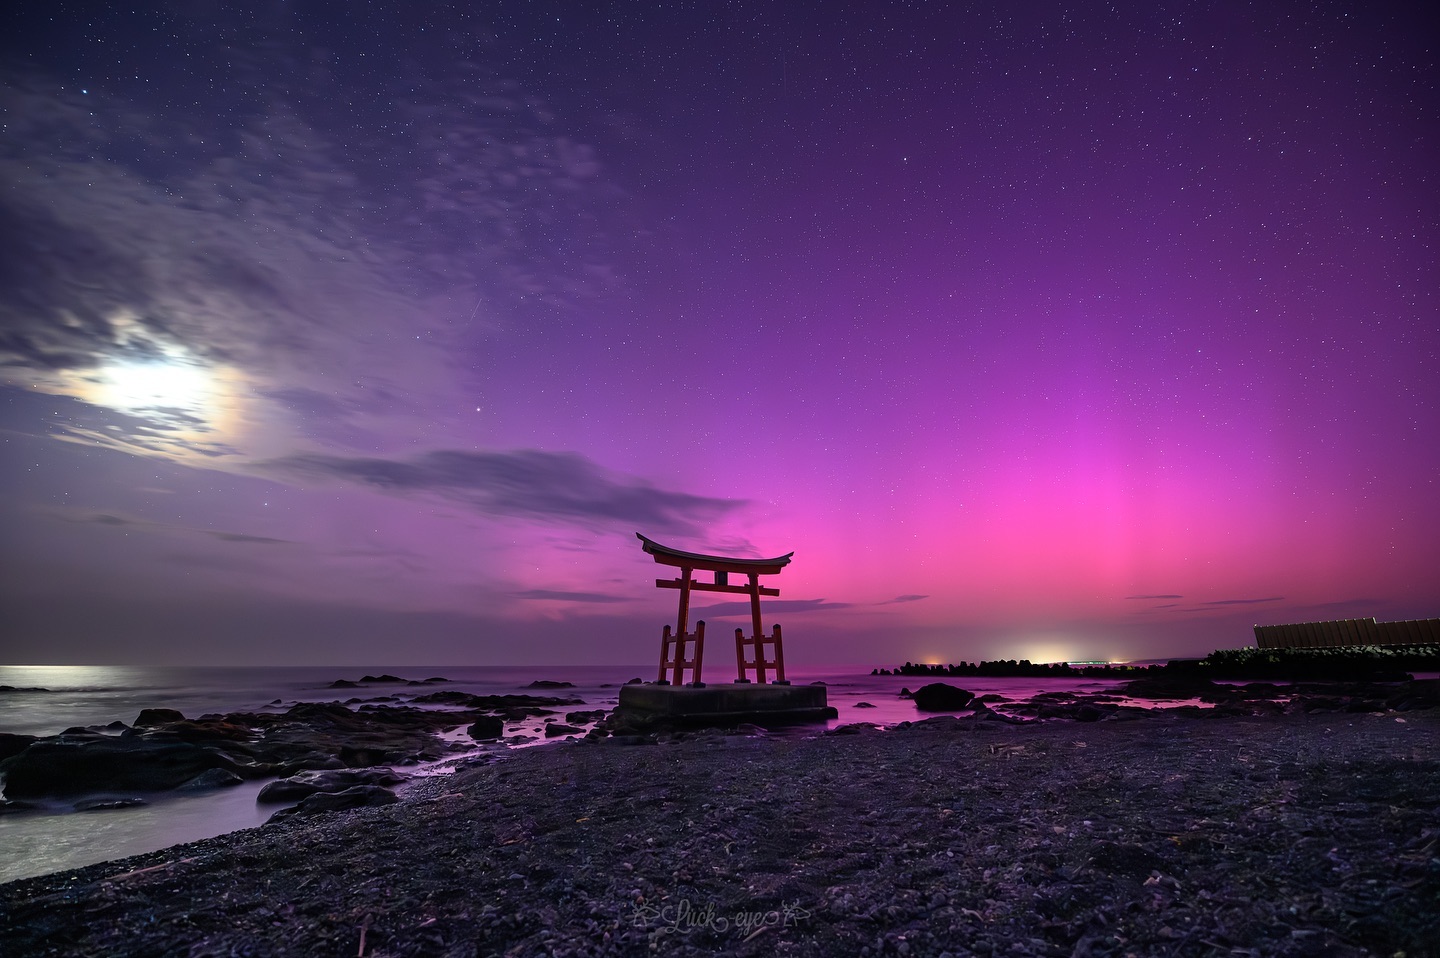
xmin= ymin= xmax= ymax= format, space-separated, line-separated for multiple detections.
xmin=0 ymin=663 xmax=1150 ymax=883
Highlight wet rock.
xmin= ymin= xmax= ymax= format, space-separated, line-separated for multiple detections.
xmin=527 ymin=680 xmax=575 ymax=689
xmin=257 ymin=767 xmax=404 ymax=803
xmin=0 ymin=738 xmax=247 ymax=797
xmin=827 ymin=723 xmax=882 ymax=735
xmin=854 ymin=701 xmax=877 ymax=708
xmin=544 ymin=723 xmax=582 ymax=737
xmin=266 ymin=785 xmax=399 ymax=823
xmin=134 ymin=708 xmax=186 ymax=727
xmin=412 ymin=691 xmax=583 ymax=708
xmin=912 ymin=683 xmax=975 ymax=711
xmin=178 ymin=768 xmax=245 ymax=791
xmin=74 ymin=798 xmax=148 ymax=812
xmin=327 ymin=679 xmax=360 ymax=689
xmin=358 ymin=674 xmax=407 ymax=683
xmin=1122 ymin=674 xmax=1223 ymax=700
xmin=564 ymin=710 xmax=606 ymax=724
xmin=0 ymin=733 xmax=38 ymax=762
xmin=467 ymin=717 xmax=504 ymax=740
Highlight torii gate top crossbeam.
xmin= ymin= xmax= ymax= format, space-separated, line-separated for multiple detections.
xmin=636 ymin=533 xmax=794 ymax=576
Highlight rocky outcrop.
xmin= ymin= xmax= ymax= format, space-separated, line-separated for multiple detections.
xmin=266 ymin=785 xmax=399 ymax=823
xmin=0 ymin=732 xmax=37 ymax=762
xmin=467 ymin=717 xmax=504 ymax=740
xmin=912 ymin=683 xmax=976 ymax=711
xmin=0 ymin=738 xmax=247 ymax=798
xmin=257 ymin=768 xmax=405 ymax=804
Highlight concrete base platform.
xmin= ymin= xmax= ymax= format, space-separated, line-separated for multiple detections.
xmin=616 ymin=682 xmax=835 ymax=729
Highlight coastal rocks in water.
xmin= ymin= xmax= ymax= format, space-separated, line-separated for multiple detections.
xmin=544 ymin=723 xmax=582 ymax=738
xmin=133 ymin=708 xmax=186 ymax=727
xmin=257 ymin=767 xmax=404 ymax=803
xmin=564 ymin=710 xmax=607 ymax=724
xmin=467 ymin=717 xmax=504 ymax=740
xmin=0 ymin=733 xmax=38 ymax=762
xmin=527 ymin=680 xmax=575 ymax=689
xmin=178 ymin=768 xmax=245 ymax=791
xmin=1121 ymin=674 xmax=1223 ymax=700
xmin=0 ymin=738 xmax=246 ymax=798
xmin=74 ymin=797 xmax=149 ymax=812
xmin=412 ymin=691 xmax=584 ymax=709
xmin=912 ymin=683 xmax=976 ymax=711
xmin=266 ymin=785 xmax=399 ymax=823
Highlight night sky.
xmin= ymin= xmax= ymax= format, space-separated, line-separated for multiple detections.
xmin=2 ymin=2 xmax=1436 ymax=667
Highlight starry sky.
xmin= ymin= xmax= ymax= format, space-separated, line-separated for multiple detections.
xmin=2 ymin=1 xmax=1436 ymax=667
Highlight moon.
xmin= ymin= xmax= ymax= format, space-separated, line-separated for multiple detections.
xmin=100 ymin=359 xmax=213 ymax=416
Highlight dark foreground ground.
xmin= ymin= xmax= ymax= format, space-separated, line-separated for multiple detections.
xmin=2 ymin=710 xmax=1437 ymax=958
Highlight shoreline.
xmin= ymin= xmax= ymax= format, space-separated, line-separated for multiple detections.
xmin=3 ymin=708 xmax=1438 ymax=957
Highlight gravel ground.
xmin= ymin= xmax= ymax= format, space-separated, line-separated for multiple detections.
xmin=2 ymin=709 xmax=1437 ymax=957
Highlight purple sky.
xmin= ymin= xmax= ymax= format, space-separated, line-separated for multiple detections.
xmin=2 ymin=2 xmax=1436 ymax=667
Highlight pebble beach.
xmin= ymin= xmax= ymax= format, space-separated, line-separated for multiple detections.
xmin=3 ymin=706 xmax=1437 ymax=958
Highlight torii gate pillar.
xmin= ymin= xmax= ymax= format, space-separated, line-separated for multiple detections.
xmin=636 ymin=533 xmax=793 ymax=686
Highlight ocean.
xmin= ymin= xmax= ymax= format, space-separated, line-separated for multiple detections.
xmin=1 ymin=663 xmax=1161 ymax=883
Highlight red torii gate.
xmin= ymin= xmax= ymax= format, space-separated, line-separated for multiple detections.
xmin=637 ymin=533 xmax=793 ymax=687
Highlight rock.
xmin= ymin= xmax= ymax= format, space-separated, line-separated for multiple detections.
xmin=134 ymin=708 xmax=186 ymax=727
xmin=412 ymin=691 xmax=583 ymax=708
xmin=1388 ymin=678 xmax=1440 ymax=711
xmin=358 ymin=674 xmax=407 ymax=683
xmin=1122 ymin=675 xmax=1222 ymax=700
xmin=266 ymin=785 xmax=399 ymax=823
xmin=338 ymin=745 xmax=396 ymax=766
xmin=827 ymin=723 xmax=882 ymax=735
xmin=544 ymin=723 xmax=582 ymax=737
xmin=256 ymin=767 xmax=405 ymax=803
xmin=910 ymin=715 xmax=966 ymax=731
xmin=466 ymin=717 xmax=504 ymax=740
xmin=601 ymin=734 xmax=654 ymax=746
xmin=527 ymin=680 xmax=575 ymax=689
xmin=912 ymin=683 xmax=975 ymax=711
xmin=564 ymin=710 xmax=606 ymax=724
xmin=74 ymin=798 xmax=148 ymax=812
xmin=0 ymin=733 xmax=38 ymax=762
xmin=625 ymin=677 xmax=643 ymax=685
xmin=327 ymin=679 xmax=360 ymax=689
xmin=178 ymin=768 xmax=245 ymax=791
xmin=854 ymin=702 xmax=877 ymax=709
xmin=0 ymin=738 xmax=247 ymax=797
xmin=0 ymin=799 xmax=43 ymax=814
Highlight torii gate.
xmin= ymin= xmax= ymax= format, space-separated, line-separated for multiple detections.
xmin=637 ymin=533 xmax=793 ymax=687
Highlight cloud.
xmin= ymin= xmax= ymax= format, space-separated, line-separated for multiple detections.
xmin=52 ymin=509 xmax=289 ymax=545
xmin=880 ymin=594 xmax=929 ymax=605
xmin=205 ymin=531 xmax=289 ymax=545
xmin=0 ymin=65 xmax=633 ymax=470
xmin=265 ymin=449 xmax=743 ymax=533
xmin=1202 ymin=597 xmax=1284 ymax=606
xmin=1125 ymin=594 xmax=1184 ymax=600
xmin=512 ymin=589 xmax=630 ymax=604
